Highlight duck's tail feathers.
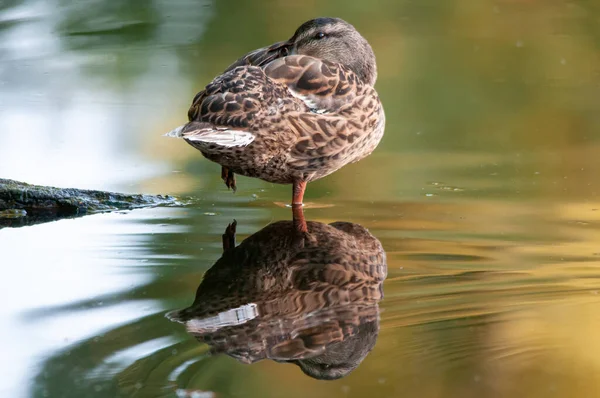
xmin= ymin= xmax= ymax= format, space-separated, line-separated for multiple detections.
xmin=164 ymin=124 xmax=185 ymax=138
xmin=165 ymin=122 xmax=255 ymax=148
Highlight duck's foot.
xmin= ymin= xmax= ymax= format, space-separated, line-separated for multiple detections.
xmin=221 ymin=167 xmax=237 ymax=192
xmin=222 ymin=219 xmax=237 ymax=252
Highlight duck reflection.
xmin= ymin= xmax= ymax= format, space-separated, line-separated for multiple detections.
xmin=168 ymin=215 xmax=386 ymax=380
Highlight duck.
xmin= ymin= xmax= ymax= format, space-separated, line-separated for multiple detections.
xmin=167 ymin=216 xmax=387 ymax=380
xmin=167 ymin=17 xmax=385 ymax=211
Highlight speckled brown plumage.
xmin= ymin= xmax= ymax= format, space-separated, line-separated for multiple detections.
xmin=167 ymin=17 xmax=385 ymax=204
xmin=167 ymin=218 xmax=387 ymax=380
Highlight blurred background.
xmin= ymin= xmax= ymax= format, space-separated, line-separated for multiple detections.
xmin=1 ymin=0 xmax=600 ymax=397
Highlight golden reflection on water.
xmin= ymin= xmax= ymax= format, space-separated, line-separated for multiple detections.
xmin=371 ymin=195 xmax=600 ymax=397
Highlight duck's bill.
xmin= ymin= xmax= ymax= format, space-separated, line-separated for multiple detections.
xmin=224 ymin=40 xmax=292 ymax=72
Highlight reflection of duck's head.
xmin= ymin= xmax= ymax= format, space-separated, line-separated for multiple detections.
xmin=287 ymin=312 xmax=380 ymax=380
xmin=168 ymin=219 xmax=387 ymax=380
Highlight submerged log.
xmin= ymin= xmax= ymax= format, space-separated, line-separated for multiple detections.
xmin=0 ymin=178 xmax=180 ymax=228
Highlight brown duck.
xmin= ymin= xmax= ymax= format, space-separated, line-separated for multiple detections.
xmin=167 ymin=17 xmax=385 ymax=208
xmin=167 ymin=217 xmax=387 ymax=380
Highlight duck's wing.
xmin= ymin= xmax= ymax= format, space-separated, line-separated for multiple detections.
xmin=263 ymin=55 xmax=362 ymax=114
xmin=170 ymin=41 xmax=292 ymax=145
xmin=177 ymin=67 xmax=289 ymax=147
xmin=263 ymin=55 xmax=383 ymax=167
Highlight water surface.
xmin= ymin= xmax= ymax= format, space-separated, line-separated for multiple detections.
xmin=1 ymin=1 xmax=600 ymax=397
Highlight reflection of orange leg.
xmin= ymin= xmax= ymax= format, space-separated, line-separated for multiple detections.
xmin=292 ymin=204 xmax=308 ymax=233
xmin=222 ymin=220 xmax=237 ymax=252
xmin=292 ymin=180 xmax=307 ymax=206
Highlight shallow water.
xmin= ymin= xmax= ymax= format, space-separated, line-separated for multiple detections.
xmin=2 ymin=1 xmax=600 ymax=397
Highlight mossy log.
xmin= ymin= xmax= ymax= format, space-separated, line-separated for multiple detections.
xmin=0 ymin=178 xmax=179 ymax=228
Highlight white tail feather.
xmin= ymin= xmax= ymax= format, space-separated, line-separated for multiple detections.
xmin=185 ymin=130 xmax=255 ymax=147
xmin=164 ymin=125 xmax=184 ymax=138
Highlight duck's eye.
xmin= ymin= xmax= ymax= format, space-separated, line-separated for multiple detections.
xmin=281 ymin=47 xmax=289 ymax=56
xmin=315 ymin=32 xmax=326 ymax=39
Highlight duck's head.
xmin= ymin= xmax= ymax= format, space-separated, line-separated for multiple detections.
xmin=230 ymin=18 xmax=377 ymax=85
xmin=287 ymin=17 xmax=377 ymax=86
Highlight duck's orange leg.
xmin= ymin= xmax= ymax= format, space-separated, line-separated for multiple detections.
xmin=292 ymin=180 xmax=307 ymax=206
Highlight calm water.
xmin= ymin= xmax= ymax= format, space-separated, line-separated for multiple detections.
xmin=2 ymin=1 xmax=600 ymax=397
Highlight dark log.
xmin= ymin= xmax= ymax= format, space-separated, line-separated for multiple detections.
xmin=0 ymin=178 xmax=180 ymax=228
